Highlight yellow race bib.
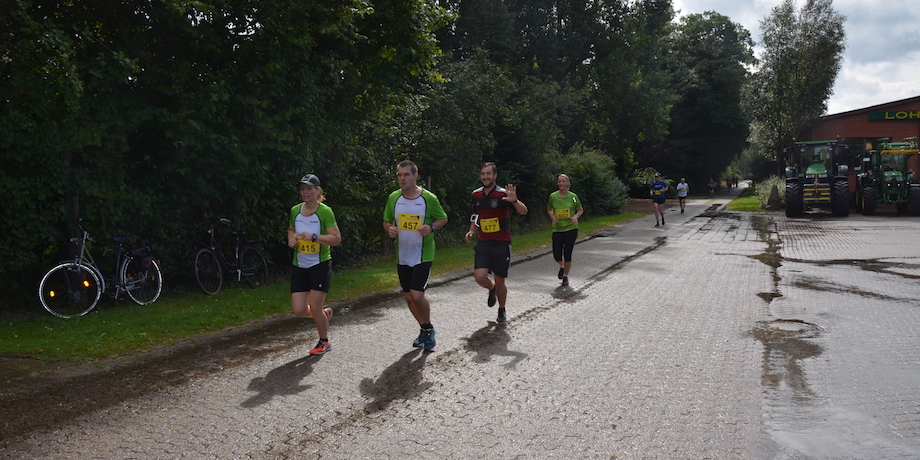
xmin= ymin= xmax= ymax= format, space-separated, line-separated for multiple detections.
xmin=480 ymin=217 xmax=500 ymax=233
xmin=297 ymin=238 xmax=320 ymax=254
xmin=398 ymin=213 xmax=422 ymax=231
xmin=554 ymin=208 xmax=571 ymax=219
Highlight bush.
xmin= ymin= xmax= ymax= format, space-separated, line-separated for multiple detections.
xmin=628 ymin=167 xmax=673 ymax=199
xmin=550 ymin=147 xmax=629 ymax=215
xmin=755 ymin=175 xmax=786 ymax=208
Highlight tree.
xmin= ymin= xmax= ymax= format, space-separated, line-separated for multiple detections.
xmin=646 ymin=12 xmax=755 ymax=185
xmin=0 ymin=0 xmax=451 ymax=312
xmin=745 ymin=0 xmax=846 ymax=175
xmin=587 ymin=0 xmax=677 ymax=177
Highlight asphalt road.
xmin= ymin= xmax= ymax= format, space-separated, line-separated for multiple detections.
xmin=2 ymin=186 xmax=920 ymax=459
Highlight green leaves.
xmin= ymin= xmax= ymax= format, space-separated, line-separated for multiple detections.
xmin=745 ymin=0 xmax=846 ymax=173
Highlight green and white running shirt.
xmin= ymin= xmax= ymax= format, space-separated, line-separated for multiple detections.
xmin=383 ymin=189 xmax=447 ymax=267
xmin=289 ymin=202 xmax=337 ymax=268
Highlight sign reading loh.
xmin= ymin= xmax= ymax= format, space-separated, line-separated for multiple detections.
xmin=869 ymin=111 xmax=920 ymax=120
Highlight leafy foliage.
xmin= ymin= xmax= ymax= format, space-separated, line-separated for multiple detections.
xmin=2 ymin=0 xmax=761 ymax=315
xmin=650 ymin=12 xmax=755 ymax=186
xmin=744 ymin=0 xmax=846 ymax=174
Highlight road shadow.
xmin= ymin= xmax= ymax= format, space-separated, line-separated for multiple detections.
xmin=550 ymin=284 xmax=587 ymax=303
xmin=463 ymin=322 xmax=528 ymax=369
xmin=241 ymin=354 xmax=322 ymax=408
xmin=359 ymin=348 xmax=432 ymax=413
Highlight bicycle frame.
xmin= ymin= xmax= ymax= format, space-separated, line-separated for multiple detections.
xmin=204 ymin=220 xmax=248 ymax=281
xmin=194 ymin=218 xmax=267 ymax=295
xmin=72 ymin=231 xmax=145 ymax=300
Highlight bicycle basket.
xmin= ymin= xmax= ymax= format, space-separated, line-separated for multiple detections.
xmin=129 ymin=247 xmax=154 ymax=270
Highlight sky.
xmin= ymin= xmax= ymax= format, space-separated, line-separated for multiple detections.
xmin=670 ymin=0 xmax=920 ymax=115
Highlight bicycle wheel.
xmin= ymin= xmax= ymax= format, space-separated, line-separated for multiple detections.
xmin=123 ymin=258 xmax=163 ymax=305
xmin=38 ymin=263 xmax=102 ymax=318
xmin=194 ymin=248 xmax=223 ymax=295
xmin=240 ymin=246 xmax=268 ymax=289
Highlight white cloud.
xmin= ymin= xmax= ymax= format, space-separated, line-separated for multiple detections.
xmin=671 ymin=0 xmax=920 ymax=114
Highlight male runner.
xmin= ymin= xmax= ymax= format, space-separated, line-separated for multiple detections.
xmin=383 ymin=160 xmax=448 ymax=350
xmin=465 ymin=162 xmax=528 ymax=323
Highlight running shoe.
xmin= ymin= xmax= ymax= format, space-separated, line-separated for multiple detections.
xmin=487 ymin=288 xmax=497 ymax=307
xmin=323 ymin=307 xmax=332 ymax=321
xmin=309 ymin=339 xmax=331 ymax=355
xmin=497 ymin=307 xmax=507 ymax=323
xmin=562 ymin=275 xmax=569 ymax=287
xmin=424 ymin=327 xmax=436 ymax=350
xmin=412 ymin=327 xmax=436 ymax=350
xmin=557 ymin=267 xmax=564 ymax=279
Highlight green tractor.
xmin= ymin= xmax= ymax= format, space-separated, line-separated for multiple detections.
xmin=855 ymin=137 xmax=920 ymax=215
xmin=784 ymin=139 xmax=850 ymax=217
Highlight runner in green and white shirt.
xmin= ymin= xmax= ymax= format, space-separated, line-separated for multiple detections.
xmin=288 ymin=174 xmax=342 ymax=356
xmin=382 ymin=160 xmax=448 ymax=351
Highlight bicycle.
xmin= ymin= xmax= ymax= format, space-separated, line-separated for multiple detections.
xmin=193 ymin=218 xmax=268 ymax=295
xmin=38 ymin=224 xmax=163 ymax=318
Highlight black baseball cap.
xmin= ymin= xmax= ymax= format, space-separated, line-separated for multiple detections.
xmin=299 ymin=174 xmax=321 ymax=186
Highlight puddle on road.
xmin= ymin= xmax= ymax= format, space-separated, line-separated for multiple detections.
xmin=815 ymin=258 xmax=920 ymax=280
xmin=752 ymin=321 xmax=823 ymax=398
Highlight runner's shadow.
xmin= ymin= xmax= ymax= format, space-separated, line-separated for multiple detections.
xmin=240 ymin=355 xmax=320 ymax=408
xmin=551 ymin=285 xmax=587 ymax=303
xmin=463 ymin=322 xmax=528 ymax=369
xmin=359 ymin=348 xmax=431 ymax=413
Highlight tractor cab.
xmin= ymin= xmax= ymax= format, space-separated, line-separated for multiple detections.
xmin=856 ymin=137 xmax=920 ymax=215
xmin=784 ymin=139 xmax=850 ymax=217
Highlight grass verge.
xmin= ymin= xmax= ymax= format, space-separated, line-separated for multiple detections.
xmin=2 ymin=212 xmax=643 ymax=362
xmin=726 ymin=186 xmax=769 ymax=212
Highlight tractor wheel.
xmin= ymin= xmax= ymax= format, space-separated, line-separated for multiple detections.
xmin=909 ymin=184 xmax=920 ymax=216
xmin=831 ymin=179 xmax=849 ymax=216
xmin=861 ymin=186 xmax=876 ymax=215
xmin=785 ymin=181 xmax=803 ymax=217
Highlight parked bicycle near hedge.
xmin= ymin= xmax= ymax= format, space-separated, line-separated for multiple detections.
xmin=193 ymin=218 xmax=269 ymax=295
xmin=38 ymin=224 xmax=163 ymax=318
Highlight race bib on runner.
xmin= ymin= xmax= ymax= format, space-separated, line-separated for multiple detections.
xmin=480 ymin=217 xmax=500 ymax=233
xmin=297 ymin=238 xmax=320 ymax=254
xmin=654 ymin=189 xmax=664 ymax=196
xmin=398 ymin=213 xmax=422 ymax=231
xmin=554 ymin=208 xmax=571 ymax=219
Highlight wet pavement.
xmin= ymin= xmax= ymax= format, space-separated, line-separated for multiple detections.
xmin=2 ymin=185 xmax=920 ymax=459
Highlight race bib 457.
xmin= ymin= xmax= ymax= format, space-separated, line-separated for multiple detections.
xmin=398 ymin=213 xmax=422 ymax=231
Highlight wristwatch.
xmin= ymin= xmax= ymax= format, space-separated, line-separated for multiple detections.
xmin=311 ymin=233 xmax=318 ymax=242
xmin=430 ymin=223 xmax=437 ymax=231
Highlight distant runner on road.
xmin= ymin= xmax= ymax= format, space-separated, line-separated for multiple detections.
xmin=651 ymin=173 xmax=668 ymax=227
xmin=676 ymin=178 xmax=689 ymax=214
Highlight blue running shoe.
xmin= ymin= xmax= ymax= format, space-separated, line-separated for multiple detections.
xmin=413 ymin=327 xmax=435 ymax=350
xmin=424 ymin=327 xmax=436 ymax=350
